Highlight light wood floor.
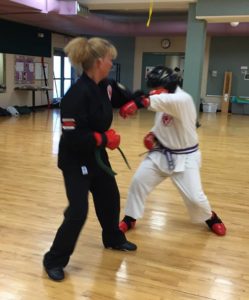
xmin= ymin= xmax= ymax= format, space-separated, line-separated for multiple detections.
xmin=1 ymin=109 xmax=249 ymax=300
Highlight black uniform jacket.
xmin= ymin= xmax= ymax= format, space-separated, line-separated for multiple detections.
xmin=58 ymin=73 xmax=132 ymax=173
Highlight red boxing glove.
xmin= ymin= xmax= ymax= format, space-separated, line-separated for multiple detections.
xmin=139 ymin=96 xmax=150 ymax=108
xmin=119 ymin=97 xmax=150 ymax=119
xmin=143 ymin=132 xmax=157 ymax=150
xmin=105 ymin=129 xmax=120 ymax=150
xmin=119 ymin=100 xmax=138 ymax=119
xmin=94 ymin=129 xmax=120 ymax=150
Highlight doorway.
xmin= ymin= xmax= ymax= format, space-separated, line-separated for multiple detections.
xmin=141 ymin=52 xmax=185 ymax=92
xmin=53 ymin=49 xmax=74 ymax=103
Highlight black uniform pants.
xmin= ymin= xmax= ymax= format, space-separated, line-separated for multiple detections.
xmin=43 ymin=166 xmax=126 ymax=269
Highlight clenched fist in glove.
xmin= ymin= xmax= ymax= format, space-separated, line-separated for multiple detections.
xmin=94 ymin=129 xmax=120 ymax=150
xmin=119 ymin=88 xmax=169 ymax=119
xmin=143 ymin=132 xmax=158 ymax=150
xmin=119 ymin=95 xmax=150 ymax=119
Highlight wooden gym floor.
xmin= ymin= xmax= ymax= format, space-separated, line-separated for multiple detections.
xmin=1 ymin=108 xmax=249 ymax=300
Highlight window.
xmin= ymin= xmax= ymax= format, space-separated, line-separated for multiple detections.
xmin=53 ymin=50 xmax=74 ymax=102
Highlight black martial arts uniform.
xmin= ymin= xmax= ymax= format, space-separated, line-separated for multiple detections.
xmin=44 ymin=73 xmax=132 ymax=269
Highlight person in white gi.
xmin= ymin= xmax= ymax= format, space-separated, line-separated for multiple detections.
xmin=118 ymin=65 xmax=226 ymax=236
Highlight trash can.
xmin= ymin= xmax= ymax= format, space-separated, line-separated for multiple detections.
xmin=202 ymin=103 xmax=218 ymax=113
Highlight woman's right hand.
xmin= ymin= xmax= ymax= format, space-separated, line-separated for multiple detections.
xmin=94 ymin=129 xmax=120 ymax=150
xmin=104 ymin=129 xmax=120 ymax=150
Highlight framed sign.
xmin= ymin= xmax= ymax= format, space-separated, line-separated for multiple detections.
xmin=15 ymin=55 xmax=35 ymax=84
xmin=35 ymin=62 xmax=49 ymax=80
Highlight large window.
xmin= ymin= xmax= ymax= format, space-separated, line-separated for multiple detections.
xmin=53 ymin=50 xmax=74 ymax=102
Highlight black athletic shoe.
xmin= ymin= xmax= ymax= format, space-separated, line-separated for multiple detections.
xmin=104 ymin=241 xmax=137 ymax=251
xmin=44 ymin=266 xmax=65 ymax=281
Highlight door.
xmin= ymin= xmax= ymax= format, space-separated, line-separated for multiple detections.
xmin=141 ymin=53 xmax=185 ymax=92
xmin=53 ymin=49 xmax=74 ymax=103
xmin=141 ymin=53 xmax=166 ymax=93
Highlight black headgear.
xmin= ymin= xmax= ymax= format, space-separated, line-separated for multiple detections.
xmin=146 ymin=66 xmax=180 ymax=92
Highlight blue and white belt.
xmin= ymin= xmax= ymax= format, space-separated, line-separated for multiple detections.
xmin=150 ymin=144 xmax=199 ymax=171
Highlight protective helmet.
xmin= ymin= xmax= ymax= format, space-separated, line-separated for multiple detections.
xmin=146 ymin=65 xmax=180 ymax=92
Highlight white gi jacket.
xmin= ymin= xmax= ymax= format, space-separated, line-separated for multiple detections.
xmin=124 ymin=86 xmax=212 ymax=223
xmin=148 ymin=86 xmax=200 ymax=173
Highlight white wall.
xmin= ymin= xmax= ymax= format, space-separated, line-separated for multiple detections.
xmin=133 ymin=35 xmax=214 ymax=108
xmin=0 ymin=33 xmax=212 ymax=109
xmin=133 ymin=36 xmax=187 ymax=90
xmin=0 ymin=55 xmax=52 ymax=108
xmin=0 ymin=33 xmax=70 ymax=109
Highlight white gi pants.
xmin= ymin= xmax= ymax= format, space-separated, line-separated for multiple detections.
xmin=124 ymin=150 xmax=212 ymax=223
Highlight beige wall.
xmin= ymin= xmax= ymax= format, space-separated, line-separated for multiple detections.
xmin=133 ymin=36 xmax=186 ymax=90
xmin=0 ymin=33 xmax=213 ymax=109
xmin=0 ymin=33 xmax=69 ymax=109
xmin=0 ymin=55 xmax=52 ymax=108
xmin=0 ymin=54 xmax=4 ymax=84
xmin=133 ymin=36 xmax=216 ymax=108
xmin=53 ymin=34 xmax=72 ymax=50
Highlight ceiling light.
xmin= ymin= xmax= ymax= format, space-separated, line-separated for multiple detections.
xmin=230 ymin=22 xmax=239 ymax=27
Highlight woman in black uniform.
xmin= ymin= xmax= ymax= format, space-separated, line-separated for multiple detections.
xmin=43 ymin=37 xmax=137 ymax=281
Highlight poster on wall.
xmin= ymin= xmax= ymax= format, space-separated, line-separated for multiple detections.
xmin=15 ymin=56 xmax=35 ymax=84
xmin=35 ymin=62 xmax=49 ymax=80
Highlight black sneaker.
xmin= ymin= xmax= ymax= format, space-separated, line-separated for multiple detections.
xmin=105 ymin=241 xmax=137 ymax=251
xmin=44 ymin=266 xmax=65 ymax=281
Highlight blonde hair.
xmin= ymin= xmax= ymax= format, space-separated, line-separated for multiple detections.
xmin=64 ymin=37 xmax=117 ymax=73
